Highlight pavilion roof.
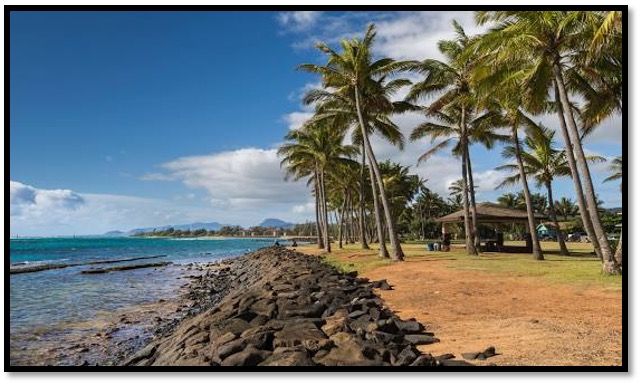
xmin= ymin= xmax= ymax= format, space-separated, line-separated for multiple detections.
xmin=437 ymin=202 xmax=547 ymax=224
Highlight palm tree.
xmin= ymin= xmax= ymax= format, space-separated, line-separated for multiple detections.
xmin=574 ymin=11 xmax=622 ymax=130
xmin=379 ymin=161 xmax=421 ymax=229
xmin=604 ymin=156 xmax=622 ymax=191
xmin=406 ymin=21 xmax=480 ymax=255
xmin=497 ymin=192 xmax=520 ymax=209
xmin=555 ymin=197 xmax=579 ymax=221
xmin=278 ymin=123 xmax=357 ymax=253
xmin=278 ymin=131 xmax=324 ymax=249
xmin=414 ymin=187 xmax=449 ymax=239
xmin=474 ymin=11 xmax=620 ymax=273
xmin=298 ymin=24 xmax=411 ymax=261
xmin=501 ymin=108 xmax=546 ymax=260
xmin=326 ymin=159 xmax=361 ymax=248
xmin=467 ymin=49 xmax=546 ymax=261
xmin=448 ymin=193 xmax=463 ymax=211
xmin=495 ymin=123 xmax=574 ymax=254
xmin=497 ymin=192 xmax=524 ymax=236
xmin=448 ymin=179 xmax=465 ymax=202
xmin=407 ymin=21 xmax=509 ymax=254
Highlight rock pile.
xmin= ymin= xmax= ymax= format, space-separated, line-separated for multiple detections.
xmin=122 ymin=247 xmax=465 ymax=367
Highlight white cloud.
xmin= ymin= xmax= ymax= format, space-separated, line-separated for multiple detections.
xmin=278 ymin=11 xmax=323 ymax=31
xmin=283 ymin=111 xmax=314 ymax=131
xmin=374 ymin=11 xmax=485 ymax=61
xmin=9 ymin=181 xmax=207 ymax=236
xmin=9 ymin=181 xmax=308 ymax=237
xmin=292 ymin=201 xmax=315 ymax=215
xmin=284 ymin=11 xmax=486 ymax=61
xmin=10 ymin=181 xmax=85 ymax=217
xmin=155 ymin=148 xmax=311 ymax=209
xmin=471 ymin=169 xmax=513 ymax=193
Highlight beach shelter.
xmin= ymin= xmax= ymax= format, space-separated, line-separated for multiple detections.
xmin=436 ymin=202 xmax=547 ymax=253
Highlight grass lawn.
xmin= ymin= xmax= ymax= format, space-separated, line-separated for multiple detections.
xmin=298 ymin=240 xmax=622 ymax=290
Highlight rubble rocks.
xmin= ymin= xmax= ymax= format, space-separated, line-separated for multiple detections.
xmin=461 ymin=346 xmax=498 ymax=360
xmin=122 ymin=247 xmax=465 ymax=367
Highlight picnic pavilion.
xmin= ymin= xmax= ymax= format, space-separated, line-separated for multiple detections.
xmin=436 ymin=202 xmax=547 ymax=253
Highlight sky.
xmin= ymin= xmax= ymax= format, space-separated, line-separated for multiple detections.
xmin=9 ymin=10 xmax=623 ymax=236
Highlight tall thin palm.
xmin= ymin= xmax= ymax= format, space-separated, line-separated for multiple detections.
xmin=299 ymin=24 xmax=411 ymax=261
xmin=406 ymin=21 xmax=508 ymax=254
xmin=495 ymin=123 xmax=584 ymax=255
xmin=555 ymin=197 xmax=580 ymax=221
xmin=278 ymin=124 xmax=357 ymax=253
xmin=474 ymin=11 xmax=620 ymax=273
xmin=406 ymin=21 xmax=478 ymax=254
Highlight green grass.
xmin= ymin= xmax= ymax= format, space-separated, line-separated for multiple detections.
xmin=300 ymin=241 xmax=622 ymax=291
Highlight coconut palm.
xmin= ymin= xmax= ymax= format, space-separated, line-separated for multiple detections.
xmin=278 ymin=123 xmax=357 ymax=253
xmin=325 ymin=159 xmax=363 ymax=248
xmin=474 ymin=11 xmax=619 ymax=273
xmin=303 ymin=73 xmax=411 ymax=255
xmin=379 ymin=160 xmax=422 ymax=228
xmin=414 ymin=187 xmax=449 ymax=239
xmin=495 ymin=123 xmax=579 ymax=254
xmin=406 ymin=21 xmax=480 ymax=255
xmin=499 ymin=108 xmax=546 ymax=260
xmin=555 ymin=197 xmax=580 ymax=221
xmin=298 ymin=24 xmax=412 ymax=261
xmin=497 ymin=192 xmax=520 ymax=209
xmin=278 ymin=131 xmax=325 ymax=249
xmin=466 ymin=48 xmax=546 ymax=260
xmin=573 ymin=11 xmax=622 ymax=130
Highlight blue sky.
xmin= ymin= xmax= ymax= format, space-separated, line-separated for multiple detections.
xmin=9 ymin=10 xmax=623 ymax=236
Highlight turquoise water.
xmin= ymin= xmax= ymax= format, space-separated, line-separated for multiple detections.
xmin=9 ymin=236 xmax=276 ymax=265
xmin=9 ymin=237 xmax=278 ymax=363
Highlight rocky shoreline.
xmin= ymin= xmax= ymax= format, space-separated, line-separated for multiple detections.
xmin=121 ymin=246 xmax=471 ymax=367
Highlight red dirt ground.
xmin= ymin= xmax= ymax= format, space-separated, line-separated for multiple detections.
xmin=363 ymin=257 xmax=622 ymax=366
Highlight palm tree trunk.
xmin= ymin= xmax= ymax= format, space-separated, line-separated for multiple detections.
xmin=552 ymin=87 xmax=601 ymax=260
xmin=459 ymin=107 xmax=476 ymax=255
xmin=313 ymin=176 xmax=324 ymax=249
xmin=338 ymin=193 xmax=348 ymax=249
xmin=512 ymin=121 xmax=544 ymax=260
xmin=320 ymin=169 xmax=331 ymax=253
xmin=367 ymin=160 xmax=389 ymax=258
xmin=615 ymin=228 xmax=622 ymax=267
xmin=552 ymin=65 xmax=617 ymax=273
xmin=354 ymin=87 xmax=404 ymax=261
xmin=359 ymin=147 xmax=370 ymax=249
xmin=546 ymin=181 xmax=569 ymax=255
xmin=465 ymin=143 xmax=481 ymax=253
xmin=419 ymin=203 xmax=425 ymax=240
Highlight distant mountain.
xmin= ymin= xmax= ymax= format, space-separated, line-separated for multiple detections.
xmin=258 ymin=218 xmax=295 ymax=229
xmin=107 ymin=221 xmax=233 ymax=236
xmin=103 ymin=230 xmax=126 ymax=237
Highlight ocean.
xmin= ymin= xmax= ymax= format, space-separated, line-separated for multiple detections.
xmin=9 ymin=236 xmax=279 ymax=365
